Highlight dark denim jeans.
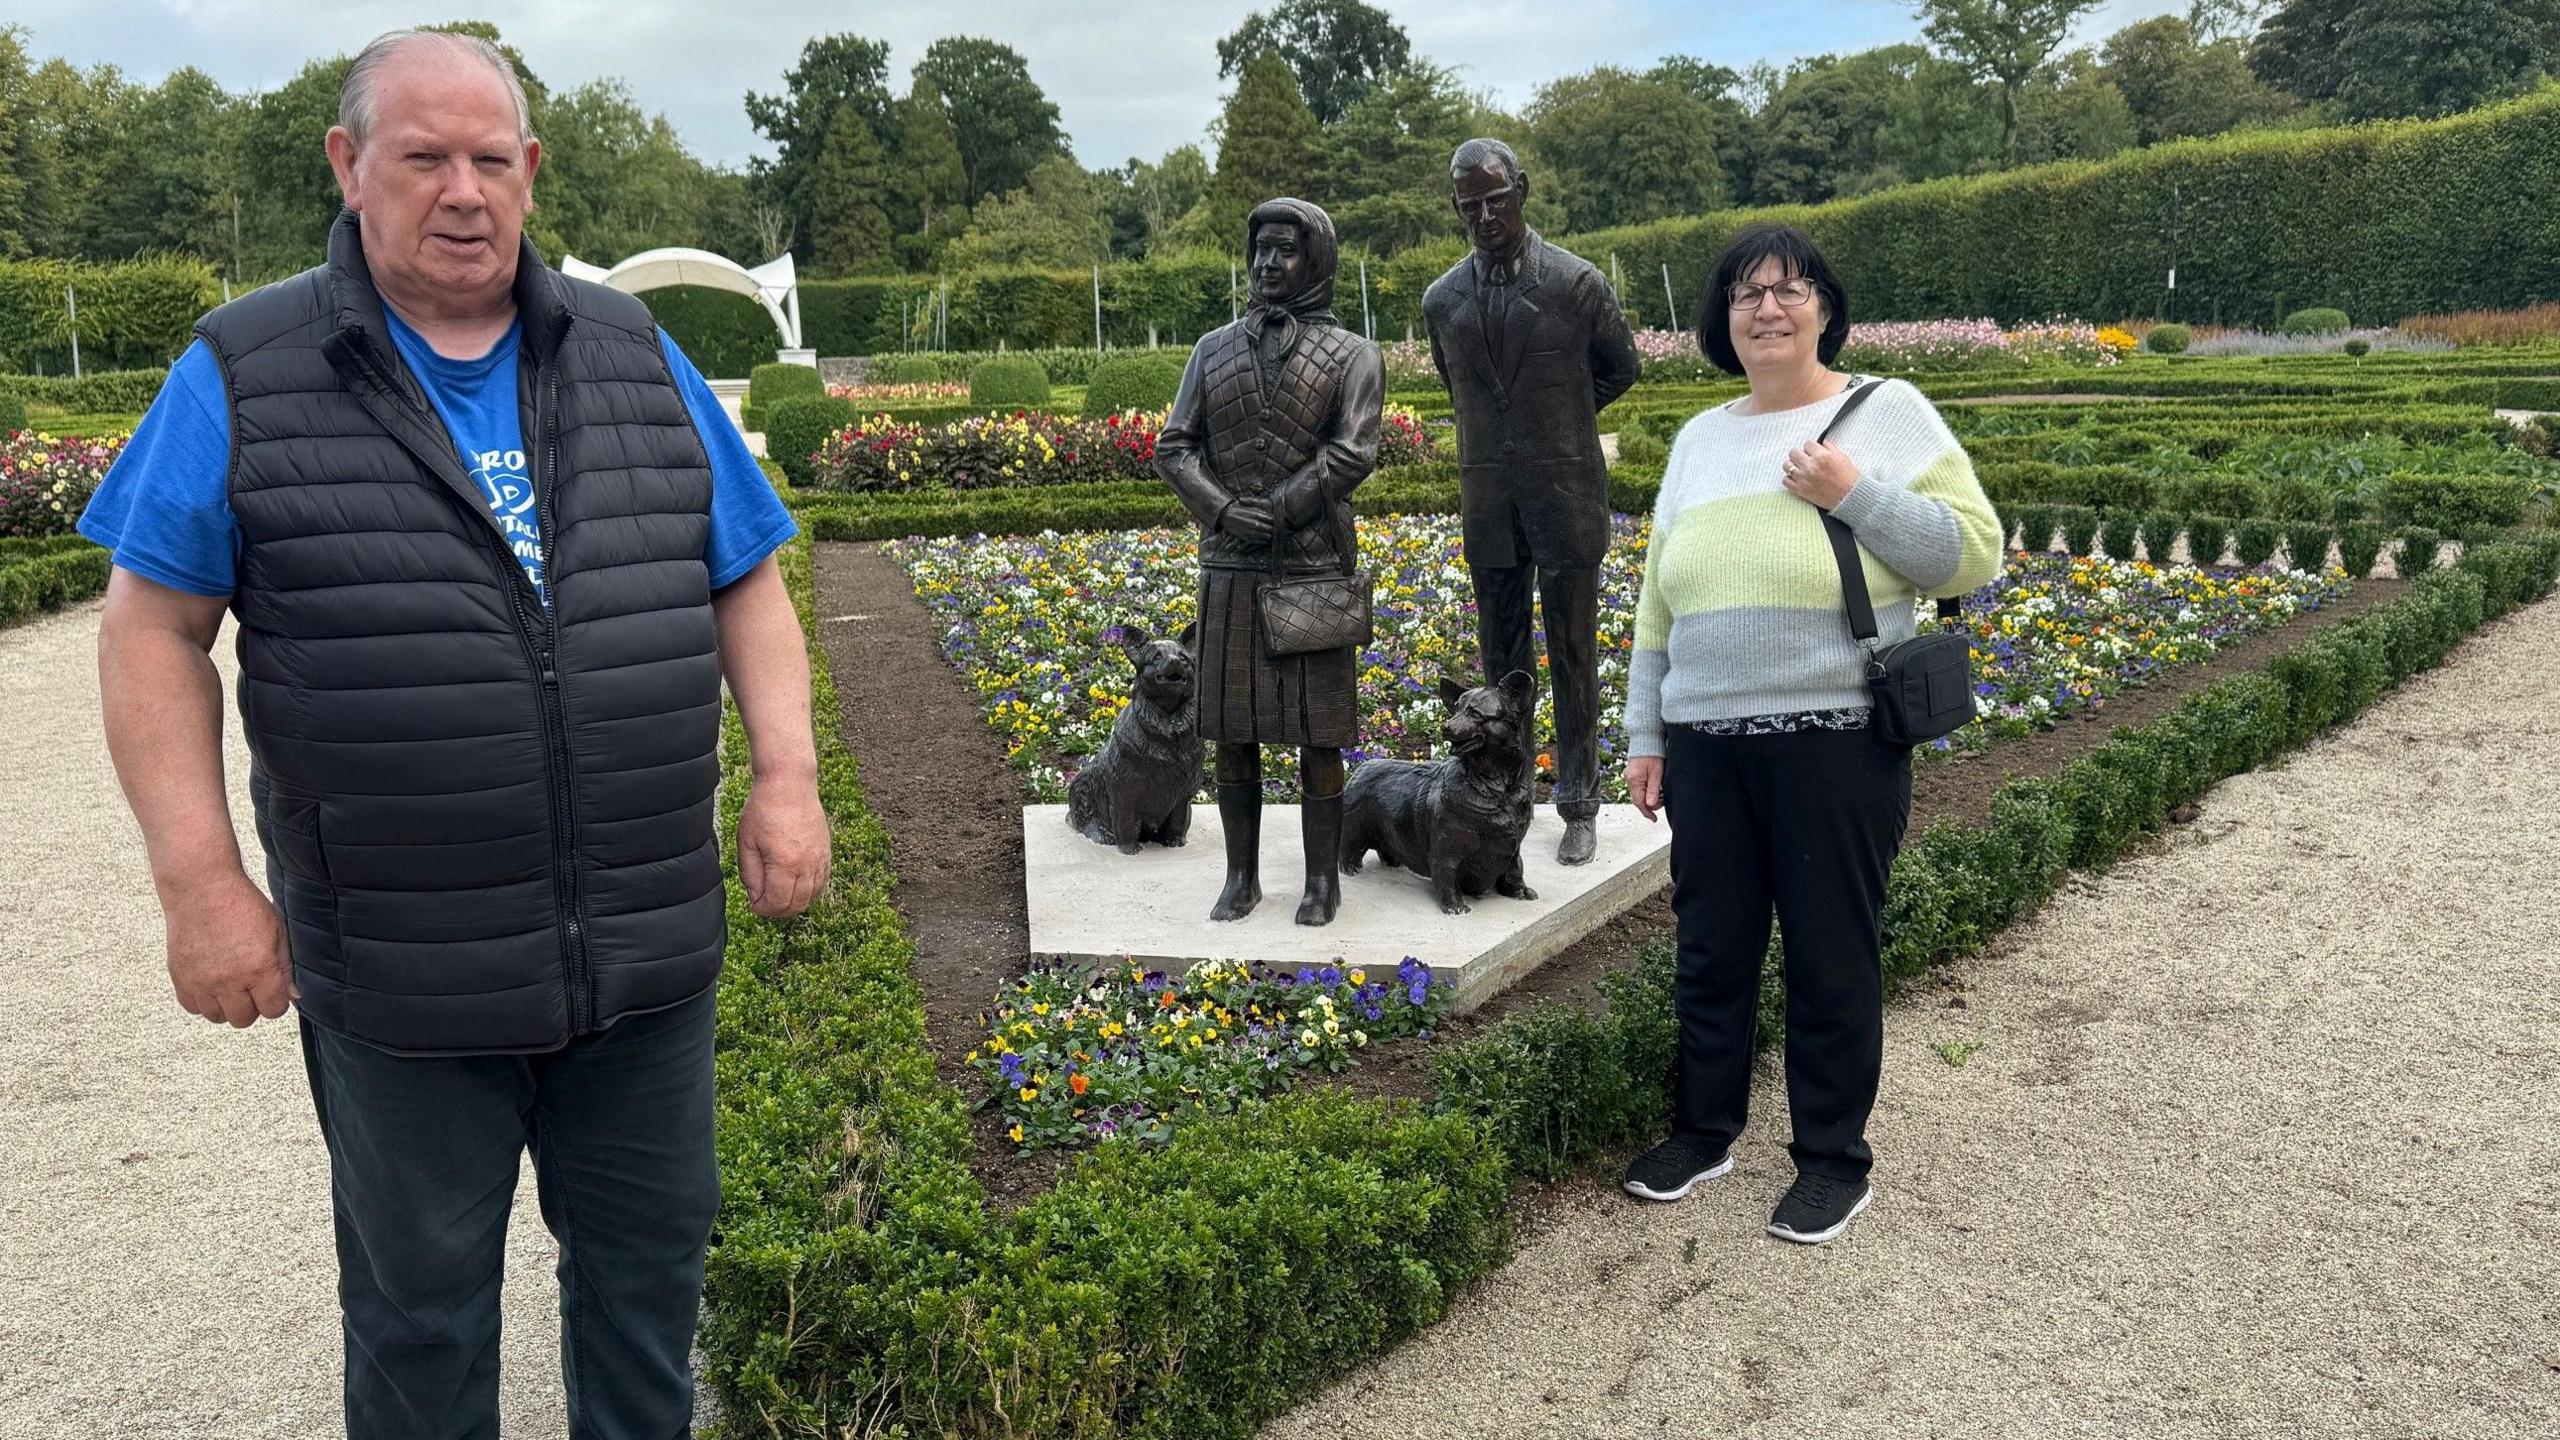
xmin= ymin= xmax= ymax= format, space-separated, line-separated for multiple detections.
xmin=299 ymin=987 xmax=720 ymax=1440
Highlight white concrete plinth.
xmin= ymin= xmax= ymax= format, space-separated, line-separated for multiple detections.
xmin=1024 ymin=804 xmax=1669 ymax=1008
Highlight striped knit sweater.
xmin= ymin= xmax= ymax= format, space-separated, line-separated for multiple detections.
xmin=1625 ymin=376 xmax=2004 ymax=758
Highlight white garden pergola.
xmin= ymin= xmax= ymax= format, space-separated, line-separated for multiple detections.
xmin=558 ymin=247 xmax=810 ymax=365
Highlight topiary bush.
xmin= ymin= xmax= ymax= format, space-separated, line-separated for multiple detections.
xmin=2396 ymin=526 xmax=2443 ymax=575
xmin=2099 ymin=512 xmax=2141 ymax=561
xmin=2143 ymin=323 xmax=2191 ymax=355
xmin=2328 ymin=492 xmax=2369 ymax=529
xmin=2337 ymin=522 xmax=2385 ymax=579
xmin=872 ymin=354 xmax=946 ymax=384
xmin=764 ymin=395 xmax=858 ymax=486
xmin=1613 ymin=429 xmax=1669 ymax=468
xmin=970 ymin=356 xmax=1052 ymax=410
xmin=2343 ymin=338 xmax=2372 ymax=358
xmin=2280 ymin=307 xmax=2351 ymax=337
xmin=2284 ymin=521 xmax=2333 ymax=572
xmin=2013 ymin=504 xmax=2058 ymax=554
xmin=1081 ymin=352 xmax=1187 ymax=417
xmin=2379 ymin=472 xmax=2531 ymax=533
xmin=2058 ymin=506 xmax=2101 ymax=555
xmin=744 ymin=362 xmax=824 ymax=433
xmin=2184 ymin=515 xmax=2231 ymax=568
xmin=2234 ymin=518 xmax=2283 ymax=567
xmin=2138 ymin=511 xmax=2183 ymax=564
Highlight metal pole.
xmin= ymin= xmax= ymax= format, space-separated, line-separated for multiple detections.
xmin=1093 ymin=264 xmax=1104 ymax=353
xmin=1661 ymin=263 xmax=1678 ymax=334
xmin=1359 ymin=257 xmax=1373 ymax=341
xmin=66 ymin=285 xmax=81 ymax=380
xmin=939 ymin=279 xmax=949 ymax=350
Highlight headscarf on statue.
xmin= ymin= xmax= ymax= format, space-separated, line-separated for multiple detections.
xmin=1241 ymin=197 xmax=1340 ymax=355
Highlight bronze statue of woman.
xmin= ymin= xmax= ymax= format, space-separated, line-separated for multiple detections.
xmin=1155 ymin=197 xmax=1385 ymax=926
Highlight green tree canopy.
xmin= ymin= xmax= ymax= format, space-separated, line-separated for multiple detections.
xmin=1194 ymin=50 xmax=1320 ymax=251
xmin=942 ymin=154 xmax=1113 ymax=269
xmin=2250 ymin=0 xmax=2560 ymax=119
xmin=1216 ymin=0 xmax=1413 ymax=126
xmin=887 ymin=77 xmax=970 ymax=269
xmin=913 ymin=36 xmax=1067 ymax=205
xmin=1526 ymin=65 xmax=1730 ymax=228
xmin=2100 ymin=14 xmax=2294 ymax=144
xmin=1915 ymin=0 xmax=2108 ymax=163
xmin=744 ymin=33 xmax=894 ymax=261
xmin=1315 ymin=62 xmax=1482 ymax=254
xmin=810 ymin=106 xmax=893 ymax=275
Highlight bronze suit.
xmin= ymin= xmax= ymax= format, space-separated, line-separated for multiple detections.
xmin=1423 ymin=230 xmax=1639 ymax=822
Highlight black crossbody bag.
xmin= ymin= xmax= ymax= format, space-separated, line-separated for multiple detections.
xmin=1811 ymin=382 xmax=1975 ymax=749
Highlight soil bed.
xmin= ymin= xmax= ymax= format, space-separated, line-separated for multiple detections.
xmin=812 ymin=540 xmax=2404 ymax=1207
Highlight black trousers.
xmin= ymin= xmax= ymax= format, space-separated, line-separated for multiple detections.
xmin=299 ymin=987 xmax=721 ymax=1440
xmin=1472 ymin=558 xmax=1601 ymax=820
xmin=1664 ymin=724 xmax=1911 ymax=1182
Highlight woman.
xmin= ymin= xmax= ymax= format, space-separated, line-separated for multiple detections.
xmin=1618 ymin=224 xmax=2002 ymax=1244
xmin=1155 ymin=197 xmax=1384 ymax=927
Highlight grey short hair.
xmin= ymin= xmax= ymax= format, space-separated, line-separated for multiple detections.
xmin=339 ymin=30 xmax=533 ymax=147
xmin=1451 ymin=138 xmax=1523 ymax=185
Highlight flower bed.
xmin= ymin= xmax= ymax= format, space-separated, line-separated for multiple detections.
xmin=887 ymin=514 xmax=2347 ymax=797
xmin=972 ymin=956 xmax=1451 ymax=1152
xmin=2 ymin=430 xmax=126 ymax=540
xmin=825 ymin=379 xmax=972 ymax=404
xmin=811 ymin=404 xmax=1437 ymax=492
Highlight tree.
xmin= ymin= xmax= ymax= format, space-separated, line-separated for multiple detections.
xmin=1107 ymin=145 xmax=1210 ymax=258
xmin=1315 ymin=62 xmax=1477 ymax=254
xmin=807 ymin=108 xmax=893 ymax=275
xmin=1197 ymin=51 xmax=1319 ymax=251
xmin=537 ymin=79 xmax=723 ymax=264
xmin=912 ymin=37 xmax=1066 ymax=205
xmin=744 ymin=34 xmax=893 ymax=261
xmin=1747 ymin=55 xmax=1898 ymax=204
xmin=942 ymin=155 xmax=1112 ymax=269
xmin=0 ymin=29 xmax=40 ymax=257
xmin=1871 ymin=47 xmax=2005 ymax=185
xmin=1646 ymin=55 xmax=1759 ymax=202
xmin=2014 ymin=49 xmax=2138 ymax=164
xmin=1216 ymin=0 xmax=1412 ymax=125
xmin=1526 ymin=66 xmax=1729 ymax=227
xmin=84 ymin=67 xmax=232 ymax=260
xmin=2186 ymin=0 xmax=2271 ymax=43
xmin=886 ymin=77 xmax=969 ymax=269
xmin=2250 ymin=0 xmax=2560 ymax=120
xmin=2099 ymin=15 xmax=2294 ymax=145
xmin=233 ymin=52 xmax=350 ymax=277
xmin=1916 ymin=0 xmax=2108 ymax=164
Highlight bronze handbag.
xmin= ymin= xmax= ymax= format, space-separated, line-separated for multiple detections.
xmin=1257 ymin=519 xmax=1373 ymax=657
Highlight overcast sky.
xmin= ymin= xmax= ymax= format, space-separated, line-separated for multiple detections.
xmin=9 ymin=0 xmax=2195 ymax=170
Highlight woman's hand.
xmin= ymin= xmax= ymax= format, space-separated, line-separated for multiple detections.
xmin=1626 ymin=756 xmax=1665 ymax=822
xmin=1220 ymin=497 xmax=1280 ymax=544
xmin=1781 ymin=439 xmax=1860 ymax=512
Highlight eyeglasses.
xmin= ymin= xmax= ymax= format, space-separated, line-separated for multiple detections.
xmin=1727 ymin=278 xmax=1817 ymax=310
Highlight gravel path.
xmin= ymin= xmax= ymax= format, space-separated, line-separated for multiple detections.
xmin=1266 ymin=597 xmax=2560 ymax=1440
xmin=0 ymin=603 xmax=565 ymax=1437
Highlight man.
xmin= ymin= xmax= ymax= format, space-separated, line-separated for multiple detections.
xmin=78 ymin=30 xmax=828 ymax=1438
xmin=1422 ymin=138 xmax=1641 ymax=866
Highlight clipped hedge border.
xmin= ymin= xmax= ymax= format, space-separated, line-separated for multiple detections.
xmin=1427 ymin=532 xmax=2560 ymax=1181
xmin=0 ymin=540 xmax=110 ymax=629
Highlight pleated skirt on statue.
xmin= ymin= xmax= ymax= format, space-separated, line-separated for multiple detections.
xmin=1196 ymin=566 xmax=1358 ymax=748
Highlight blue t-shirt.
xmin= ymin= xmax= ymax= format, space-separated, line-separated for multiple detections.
xmin=79 ymin=319 xmax=797 ymax=604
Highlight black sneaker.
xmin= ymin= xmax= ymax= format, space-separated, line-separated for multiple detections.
xmin=1766 ymin=1172 xmax=1873 ymax=1244
xmin=1621 ymin=1133 xmax=1733 ymax=1202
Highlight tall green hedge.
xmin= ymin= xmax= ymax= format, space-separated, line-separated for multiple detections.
xmin=0 ymin=255 xmax=220 ymax=373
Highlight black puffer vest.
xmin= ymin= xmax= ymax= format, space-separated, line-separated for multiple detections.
xmin=202 ymin=210 xmax=725 ymax=1056
xmin=1187 ymin=319 xmax=1368 ymax=574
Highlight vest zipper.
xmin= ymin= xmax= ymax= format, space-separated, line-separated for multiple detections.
xmin=524 ymin=339 xmax=591 ymax=1033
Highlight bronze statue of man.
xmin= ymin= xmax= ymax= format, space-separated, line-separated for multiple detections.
xmin=1423 ymin=138 xmax=1641 ymax=865
xmin=1157 ymin=197 xmax=1385 ymax=926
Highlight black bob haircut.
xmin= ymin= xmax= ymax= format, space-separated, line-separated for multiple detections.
xmin=1696 ymin=224 xmax=1851 ymax=377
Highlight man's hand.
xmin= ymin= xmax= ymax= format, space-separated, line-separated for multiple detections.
xmin=164 ymin=871 xmax=295 ymax=1027
xmin=1626 ymin=756 xmax=1665 ymax=822
xmin=738 ymin=775 xmax=831 ymax=918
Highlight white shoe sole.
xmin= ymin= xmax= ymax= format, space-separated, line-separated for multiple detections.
xmin=1622 ymin=1154 xmax=1733 ymax=1202
xmin=1766 ymin=1184 xmax=1873 ymax=1244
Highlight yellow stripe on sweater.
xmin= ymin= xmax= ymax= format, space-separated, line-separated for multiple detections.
xmin=1651 ymin=490 xmax=1912 ymax=616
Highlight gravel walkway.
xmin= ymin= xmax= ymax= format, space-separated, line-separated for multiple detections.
xmin=1266 ymin=597 xmax=2560 ymax=1440
xmin=0 ymin=603 xmax=564 ymax=1437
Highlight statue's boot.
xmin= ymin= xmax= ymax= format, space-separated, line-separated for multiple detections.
xmin=1209 ymin=783 xmax=1262 ymax=921
xmin=1557 ymin=814 xmax=1598 ymax=866
xmin=1294 ymin=792 xmax=1342 ymax=927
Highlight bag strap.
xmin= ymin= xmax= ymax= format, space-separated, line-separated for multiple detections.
xmin=1809 ymin=380 xmax=1962 ymax=643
